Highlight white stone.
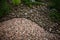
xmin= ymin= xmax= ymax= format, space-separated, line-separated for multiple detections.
xmin=25 ymin=13 xmax=28 ymax=15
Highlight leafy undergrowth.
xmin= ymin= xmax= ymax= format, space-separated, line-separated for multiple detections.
xmin=0 ymin=0 xmax=10 ymax=17
xmin=48 ymin=0 xmax=60 ymax=23
xmin=49 ymin=9 xmax=60 ymax=23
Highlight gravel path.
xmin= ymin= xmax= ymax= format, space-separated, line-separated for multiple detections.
xmin=0 ymin=4 xmax=60 ymax=35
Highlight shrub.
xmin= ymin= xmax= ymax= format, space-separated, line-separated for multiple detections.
xmin=49 ymin=0 xmax=60 ymax=10
xmin=48 ymin=0 xmax=60 ymax=23
xmin=0 ymin=0 xmax=10 ymax=17
xmin=49 ymin=9 xmax=60 ymax=23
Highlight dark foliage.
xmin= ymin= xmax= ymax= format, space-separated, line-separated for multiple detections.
xmin=0 ymin=0 xmax=10 ymax=17
xmin=48 ymin=0 xmax=60 ymax=23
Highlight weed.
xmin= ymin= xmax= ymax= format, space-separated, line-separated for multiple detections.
xmin=12 ymin=0 xmax=21 ymax=5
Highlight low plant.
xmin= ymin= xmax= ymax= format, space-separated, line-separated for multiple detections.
xmin=12 ymin=0 xmax=21 ymax=5
xmin=0 ymin=0 xmax=10 ymax=17
xmin=48 ymin=0 xmax=60 ymax=10
xmin=49 ymin=9 xmax=60 ymax=23
xmin=22 ymin=0 xmax=44 ymax=7
xmin=48 ymin=0 xmax=60 ymax=23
